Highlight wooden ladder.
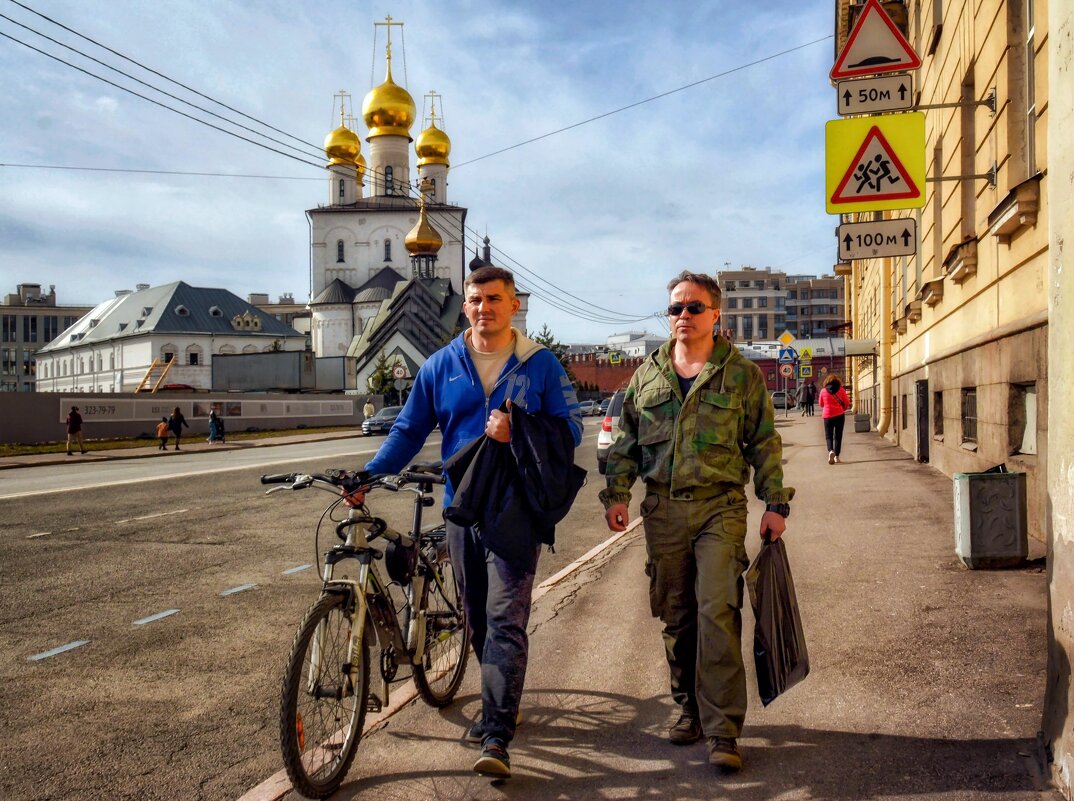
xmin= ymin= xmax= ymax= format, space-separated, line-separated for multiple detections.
xmin=135 ymin=358 xmax=174 ymax=393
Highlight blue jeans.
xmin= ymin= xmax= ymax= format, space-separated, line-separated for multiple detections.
xmin=446 ymin=520 xmax=539 ymax=744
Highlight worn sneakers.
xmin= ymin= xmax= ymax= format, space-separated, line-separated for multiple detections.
xmin=668 ymin=712 xmax=703 ymax=745
xmin=828 ymin=451 xmax=836 ymax=465
xmin=473 ymin=738 xmax=511 ymax=778
xmin=708 ymin=736 xmax=742 ymax=772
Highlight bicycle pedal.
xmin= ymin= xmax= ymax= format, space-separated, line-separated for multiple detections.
xmin=366 ymin=693 xmax=383 ymax=713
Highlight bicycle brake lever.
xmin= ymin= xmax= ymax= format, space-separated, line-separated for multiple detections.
xmin=265 ymin=486 xmax=290 ymax=495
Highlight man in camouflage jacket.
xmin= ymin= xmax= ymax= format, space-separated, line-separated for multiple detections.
xmin=601 ymin=270 xmax=794 ymax=774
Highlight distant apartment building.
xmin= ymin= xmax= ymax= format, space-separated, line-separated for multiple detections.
xmin=786 ymin=275 xmax=846 ymax=339
xmin=0 ymin=283 xmax=93 ymax=392
xmin=717 ymin=267 xmax=845 ymax=342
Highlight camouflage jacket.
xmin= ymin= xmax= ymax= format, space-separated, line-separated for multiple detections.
xmin=599 ymin=335 xmax=794 ymax=508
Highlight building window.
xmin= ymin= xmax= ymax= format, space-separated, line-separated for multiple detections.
xmin=961 ymin=388 xmax=978 ymax=446
xmin=163 ymin=351 xmax=174 ymax=363
xmin=758 ymin=297 xmax=768 ymax=308
xmin=743 ymin=298 xmax=753 ymax=309
xmin=1009 ymin=383 xmax=1037 ymax=455
xmin=385 ymin=166 xmax=394 ymax=194
xmin=1 ymin=348 xmax=15 ymax=375
xmin=901 ymin=394 xmax=908 ymax=430
xmin=384 ymin=239 xmax=392 ymax=262
xmin=728 ymin=298 xmax=738 ymax=309
xmin=2 ymin=315 xmax=15 ymax=342
xmin=336 ymin=239 xmax=345 ymax=263
xmin=23 ymin=316 xmax=38 ymax=343
xmin=189 ymin=351 xmax=199 ymax=366
xmin=338 ymin=178 xmax=345 ymax=201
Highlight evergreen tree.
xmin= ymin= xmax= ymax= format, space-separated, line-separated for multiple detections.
xmin=533 ymin=323 xmax=577 ymax=385
xmin=367 ymin=351 xmax=396 ymax=397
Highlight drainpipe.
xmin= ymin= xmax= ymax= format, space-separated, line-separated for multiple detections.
xmin=847 ymin=267 xmax=857 ymax=413
xmin=876 ymin=256 xmax=893 ymax=436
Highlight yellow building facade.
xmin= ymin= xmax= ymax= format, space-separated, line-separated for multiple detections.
xmin=836 ymin=0 xmax=1050 ymax=542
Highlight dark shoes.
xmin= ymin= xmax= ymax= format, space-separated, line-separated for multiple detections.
xmin=465 ymin=721 xmax=484 ymax=744
xmin=473 ymin=738 xmax=511 ymax=778
xmin=708 ymin=736 xmax=742 ymax=773
xmin=668 ymin=712 xmax=703 ymax=745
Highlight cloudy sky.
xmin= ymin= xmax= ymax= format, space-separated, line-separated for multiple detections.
xmin=1 ymin=0 xmax=837 ymax=343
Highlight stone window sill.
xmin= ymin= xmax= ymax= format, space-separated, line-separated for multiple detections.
xmin=988 ymin=175 xmax=1041 ymax=244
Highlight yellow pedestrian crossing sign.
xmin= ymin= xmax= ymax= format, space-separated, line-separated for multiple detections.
xmin=826 ymin=112 xmax=925 ymax=214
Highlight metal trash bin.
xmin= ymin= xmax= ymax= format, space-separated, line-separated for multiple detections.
xmin=854 ymin=413 xmax=870 ymax=433
xmin=953 ymin=467 xmax=1028 ymax=568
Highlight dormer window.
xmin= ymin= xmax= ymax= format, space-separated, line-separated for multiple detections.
xmin=118 ymin=322 xmax=128 ymax=331
xmin=175 ymin=305 xmax=190 ymax=316
xmin=142 ymin=307 xmax=153 ymax=317
xmin=230 ymin=311 xmax=262 ymax=331
xmin=89 ymin=319 xmax=99 ymax=327
xmin=209 ymin=306 xmax=223 ymax=317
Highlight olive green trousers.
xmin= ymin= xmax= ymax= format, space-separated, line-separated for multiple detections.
xmin=640 ymin=487 xmax=749 ymax=738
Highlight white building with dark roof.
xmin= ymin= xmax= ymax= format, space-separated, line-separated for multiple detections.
xmin=35 ymin=281 xmax=305 ymax=393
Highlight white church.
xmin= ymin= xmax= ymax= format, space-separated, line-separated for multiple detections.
xmin=308 ymin=24 xmax=527 ymax=390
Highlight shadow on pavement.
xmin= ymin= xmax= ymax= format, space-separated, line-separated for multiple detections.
xmin=329 ymin=688 xmax=1042 ymax=800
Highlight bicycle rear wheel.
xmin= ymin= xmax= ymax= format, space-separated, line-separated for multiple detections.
xmin=413 ymin=545 xmax=469 ymax=707
xmin=280 ymin=593 xmax=369 ymax=799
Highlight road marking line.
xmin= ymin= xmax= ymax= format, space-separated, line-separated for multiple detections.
xmin=115 ymin=508 xmax=189 ymax=524
xmin=282 ymin=564 xmax=312 ymax=575
xmin=27 ymin=531 xmax=51 ymax=538
xmin=220 ymin=583 xmax=257 ymax=597
xmin=133 ymin=609 xmax=180 ymax=626
xmin=28 ymin=640 xmax=90 ymax=661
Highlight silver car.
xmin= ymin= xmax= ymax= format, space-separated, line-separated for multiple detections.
xmin=596 ymin=389 xmax=627 ymax=475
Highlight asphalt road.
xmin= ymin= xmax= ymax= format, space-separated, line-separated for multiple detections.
xmin=0 ymin=422 xmax=609 ymax=801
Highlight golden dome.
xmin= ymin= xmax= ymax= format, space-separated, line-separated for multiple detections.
xmin=324 ymin=122 xmax=361 ymax=166
xmin=416 ymin=120 xmax=450 ymax=166
xmin=405 ymin=203 xmax=443 ymax=255
xmin=362 ymin=59 xmax=416 ymax=140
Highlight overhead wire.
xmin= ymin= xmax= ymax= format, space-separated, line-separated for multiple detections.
xmin=0 ymin=29 xmax=326 ymax=170
xmin=0 ymin=12 xmax=325 ymax=162
xmin=5 ymin=0 xmax=322 ymax=152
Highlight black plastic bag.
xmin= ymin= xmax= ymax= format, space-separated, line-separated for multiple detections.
xmin=745 ymin=537 xmax=809 ymax=706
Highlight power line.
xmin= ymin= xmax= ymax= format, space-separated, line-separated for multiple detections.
xmin=0 ymin=162 xmax=321 ymax=180
xmin=0 ymin=29 xmax=325 ymax=170
xmin=452 ymin=34 xmax=833 ymax=169
xmin=5 ymin=0 xmax=322 ymax=153
xmin=0 ymin=10 xmax=326 ymax=162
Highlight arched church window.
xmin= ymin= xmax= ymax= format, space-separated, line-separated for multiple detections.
xmin=384 ymin=166 xmax=394 ymax=195
xmin=384 ymin=239 xmax=392 ymax=262
xmin=337 ymin=240 xmax=345 ymax=263
xmin=339 ymin=179 xmax=345 ymax=201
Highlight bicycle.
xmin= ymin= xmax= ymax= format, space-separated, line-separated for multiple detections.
xmin=261 ymin=463 xmax=470 ymax=799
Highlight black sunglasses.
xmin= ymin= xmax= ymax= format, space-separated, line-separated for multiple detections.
xmin=666 ymin=300 xmax=712 ymax=317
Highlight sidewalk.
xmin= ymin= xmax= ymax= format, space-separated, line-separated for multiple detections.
xmin=249 ymin=412 xmax=1057 ymax=800
xmin=0 ymin=429 xmax=363 ymax=471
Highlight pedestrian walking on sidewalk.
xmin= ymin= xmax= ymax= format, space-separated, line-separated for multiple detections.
xmin=805 ymin=380 xmax=817 ymax=416
xmin=167 ymin=407 xmax=189 ymax=450
xmin=343 ymin=267 xmax=582 ymax=780
xmin=601 ymin=270 xmax=794 ymax=774
xmin=65 ymin=405 xmax=86 ymax=455
xmin=819 ymin=373 xmax=850 ymax=464
xmin=363 ymin=399 xmax=375 ymax=421
xmin=207 ymin=410 xmax=225 ymax=444
xmin=155 ymin=417 xmax=169 ymax=450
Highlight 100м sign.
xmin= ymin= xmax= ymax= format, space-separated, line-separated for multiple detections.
xmin=837 ymin=218 xmax=917 ymax=260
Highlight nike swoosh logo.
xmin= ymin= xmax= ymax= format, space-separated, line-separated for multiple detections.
xmin=449 ymin=375 xmax=463 ymax=382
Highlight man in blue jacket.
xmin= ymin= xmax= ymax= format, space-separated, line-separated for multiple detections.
xmin=360 ymin=266 xmax=582 ymax=778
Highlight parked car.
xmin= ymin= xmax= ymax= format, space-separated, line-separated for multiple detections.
xmin=578 ymin=400 xmax=601 ymax=417
xmin=770 ymin=390 xmax=796 ymax=410
xmin=599 ymin=397 xmax=611 ymax=416
xmin=596 ymin=389 xmax=627 ymax=474
xmin=362 ymin=405 xmax=404 ymax=435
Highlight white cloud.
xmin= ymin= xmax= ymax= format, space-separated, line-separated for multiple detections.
xmin=0 ymin=0 xmax=839 ymax=342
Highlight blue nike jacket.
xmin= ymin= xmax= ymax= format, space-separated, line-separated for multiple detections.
xmin=365 ymin=328 xmax=583 ymax=504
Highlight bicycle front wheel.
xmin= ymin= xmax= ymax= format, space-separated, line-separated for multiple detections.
xmin=413 ymin=550 xmax=469 ymax=707
xmin=280 ymin=593 xmax=369 ymax=799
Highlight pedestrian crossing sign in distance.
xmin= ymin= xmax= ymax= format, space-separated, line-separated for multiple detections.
xmin=825 ymin=112 xmax=925 ymax=214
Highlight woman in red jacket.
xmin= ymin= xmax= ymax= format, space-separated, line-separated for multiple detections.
xmin=818 ymin=373 xmax=851 ymax=464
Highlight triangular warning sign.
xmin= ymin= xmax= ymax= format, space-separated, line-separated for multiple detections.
xmin=831 ymin=0 xmax=922 ymax=79
xmin=830 ymin=126 xmax=921 ymax=206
